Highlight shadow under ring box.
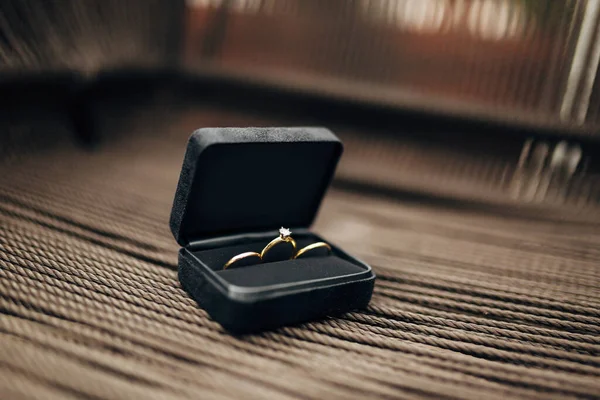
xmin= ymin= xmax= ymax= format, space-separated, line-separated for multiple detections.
xmin=170 ymin=127 xmax=375 ymax=334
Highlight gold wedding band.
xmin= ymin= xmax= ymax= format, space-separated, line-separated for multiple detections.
xmin=223 ymin=252 xmax=262 ymax=270
xmin=294 ymin=242 xmax=332 ymax=259
xmin=260 ymin=227 xmax=297 ymax=260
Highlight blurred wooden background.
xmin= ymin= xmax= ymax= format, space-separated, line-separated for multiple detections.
xmin=2 ymin=0 xmax=600 ymax=212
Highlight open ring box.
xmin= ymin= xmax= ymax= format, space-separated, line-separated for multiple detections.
xmin=170 ymin=127 xmax=376 ymax=334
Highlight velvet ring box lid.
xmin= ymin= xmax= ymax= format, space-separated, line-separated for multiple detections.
xmin=170 ymin=127 xmax=375 ymax=333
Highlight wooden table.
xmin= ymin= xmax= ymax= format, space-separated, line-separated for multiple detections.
xmin=1 ymin=107 xmax=599 ymax=399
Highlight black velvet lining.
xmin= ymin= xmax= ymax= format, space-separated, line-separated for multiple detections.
xmin=190 ymin=235 xmax=367 ymax=288
xmin=183 ymin=142 xmax=339 ymax=240
xmin=218 ymin=258 xmax=362 ymax=288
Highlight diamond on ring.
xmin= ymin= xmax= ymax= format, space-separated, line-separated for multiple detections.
xmin=279 ymin=227 xmax=291 ymax=239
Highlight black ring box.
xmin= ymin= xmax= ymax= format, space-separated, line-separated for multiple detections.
xmin=170 ymin=127 xmax=375 ymax=333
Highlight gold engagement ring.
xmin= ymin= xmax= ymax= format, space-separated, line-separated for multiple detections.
xmin=260 ymin=227 xmax=297 ymax=262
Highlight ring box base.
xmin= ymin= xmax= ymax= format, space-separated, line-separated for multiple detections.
xmin=179 ymin=230 xmax=375 ymax=333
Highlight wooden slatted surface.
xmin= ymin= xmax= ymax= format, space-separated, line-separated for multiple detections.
xmin=1 ymin=108 xmax=600 ymax=399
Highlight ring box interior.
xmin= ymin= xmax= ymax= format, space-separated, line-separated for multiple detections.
xmin=170 ymin=127 xmax=375 ymax=333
